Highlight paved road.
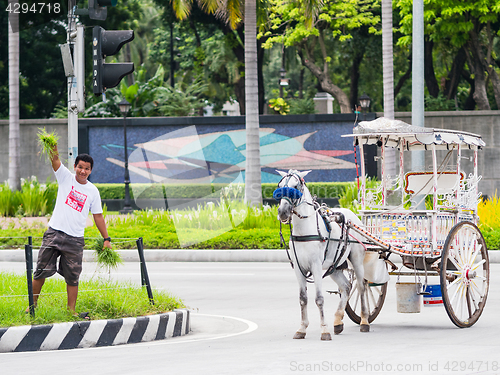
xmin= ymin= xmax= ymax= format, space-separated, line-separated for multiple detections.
xmin=1 ymin=261 xmax=499 ymax=375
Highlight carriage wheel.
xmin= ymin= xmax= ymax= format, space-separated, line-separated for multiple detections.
xmin=440 ymin=221 xmax=489 ymax=328
xmin=344 ymin=269 xmax=388 ymax=324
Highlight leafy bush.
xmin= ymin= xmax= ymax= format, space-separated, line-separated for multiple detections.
xmin=289 ymin=98 xmax=317 ymax=115
xmin=477 ymin=193 xmax=500 ymax=250
xmin=84 ymin=66 xmax=208 ymax=118
xmin=338 ymin=178 xmax=380 ymax=213
xmin=268 ymin=97 xmax=290 ymax=115
xmin=425 ymin=93 xmax=456 ymax=111
xmin=482 ymin=229 xmax=500 ymax=251
xmin=0 ymin=183 xmax=19 ymax=217
xmin=1 ymin=196 xmax=499 ymax=249
xmin=96 ymin=182 xmax=352 ymax=200
xmin=478 ymin=193 xmax=500 ymax=232
xmin=0 ymin=177 xmax=57 ymax=218
xmin=18 ymin=177 xmax=58 ymax=217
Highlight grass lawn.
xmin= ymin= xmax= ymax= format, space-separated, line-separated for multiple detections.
xmin=0 ymin=272 xmax=184 ymax=327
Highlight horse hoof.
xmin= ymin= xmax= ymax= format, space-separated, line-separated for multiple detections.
xmin=321 ymin=332 xmax=332 ymax=341
xmin=333 ymin=324 xmax=344 ymax=335
xmin=293 ymin=332 xmax=306 ymax=339
xmin=360 ymin=324 xmax=370 ymax=333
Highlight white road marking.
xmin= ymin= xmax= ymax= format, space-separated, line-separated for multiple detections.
xmin=2 ymin=314 xmax=258 ymax=354
xmin=143 ymin=314 xmax=259 ymax=346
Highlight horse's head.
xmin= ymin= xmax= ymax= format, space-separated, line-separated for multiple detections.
xmin=273 ymin=169 xmax=311 ymax=223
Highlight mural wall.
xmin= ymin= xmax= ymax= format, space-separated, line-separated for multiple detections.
xmin=82 ymin=114 xmax=375 ymax=185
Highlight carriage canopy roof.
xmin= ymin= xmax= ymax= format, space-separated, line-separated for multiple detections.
xmin=342 ymin=117 xmax=485 ymax=150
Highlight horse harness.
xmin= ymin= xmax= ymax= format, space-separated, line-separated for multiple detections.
xmin=274 ymin=173 xmax=361 ymax=282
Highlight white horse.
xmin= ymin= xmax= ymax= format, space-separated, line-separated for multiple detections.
xmin=275 ymin=170 xmax=370 ymax=340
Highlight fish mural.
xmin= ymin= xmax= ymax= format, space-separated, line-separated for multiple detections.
xmin=101 ymin=126 xmax=356 ymax=185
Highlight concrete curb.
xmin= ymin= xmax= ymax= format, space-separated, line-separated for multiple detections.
xmin=0 ymin=249 xmax=499 ymax=263
xmin=0 ymin=309 xmax=189 ymax=353
xmin=0 ymin=249 xmax=292 ymax=263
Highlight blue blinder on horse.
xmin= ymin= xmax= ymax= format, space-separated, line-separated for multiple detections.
xmin=273 ymin=187 xmax=303 ymax=201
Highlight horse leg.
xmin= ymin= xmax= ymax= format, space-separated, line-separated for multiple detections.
xmin=351 ymin=249 xmax=370 ymax=332
xmin=294 ymin=278 xmax=309 ymax=339
xmin=312 ymin=269 xmax=331 ymax=341
xmin=330 ymin=269 xmax=351 ymax=335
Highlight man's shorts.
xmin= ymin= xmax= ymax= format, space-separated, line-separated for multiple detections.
xmin=33 ymin=227 xmax=85 ymax=286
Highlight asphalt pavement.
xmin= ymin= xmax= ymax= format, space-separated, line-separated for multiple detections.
xmin=1 ymin=261 xmax=499 ymax=375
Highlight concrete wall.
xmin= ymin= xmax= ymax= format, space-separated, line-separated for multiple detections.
xmin=385 ymin=111 xmax=500 ymax=198
xmin=1 ymin=111 xmax=499 ymax=196
xmin=0 ymin=119 xmax=67 ymax=184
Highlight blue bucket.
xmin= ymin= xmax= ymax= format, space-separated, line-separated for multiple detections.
xmin=423 ymin=285 xmax=443 ymax=305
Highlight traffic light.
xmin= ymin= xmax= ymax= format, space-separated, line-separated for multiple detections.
xmin=89 ymin=0 xmax=117 ymax=21
xmin=92 ymin=26 xmax=134 ymax=96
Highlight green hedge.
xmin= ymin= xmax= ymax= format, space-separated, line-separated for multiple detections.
xmin=95 ymin=182 xmax=351 ymax=200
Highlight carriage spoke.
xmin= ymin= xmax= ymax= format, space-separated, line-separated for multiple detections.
xmin=471 ymin=259 xmax=486 ymax=271
xmin=462 ymin=229 xmax=472 ymax=264
xmin=449 ymin=281 xmax=464 ymax=308
xmin=467 ymin=234 xmax=480 ymax=265
xmin=453 ymin=234 xmax=465 ymax=266
xmin=466 ymin=286 xmax=473 ymax=319
xmin=457 ymin=284 xmax=467 ymax=321
xmin=470 ymin=280 xmax=484 ymax=302
xmin=447 ymin=253 xmax=463 ymax=271
xmin=468 ymin=244 xmax=480 ymax=267
xmin=447 ymin=275 xmax=463 ymax=289
xmin=467 ymin=283 xmax=480 ymax=312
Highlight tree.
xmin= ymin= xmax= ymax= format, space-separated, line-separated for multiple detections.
xmin=155 ymin=1 xmax=270 ymax=115
xmin=8 ymin=0 xmax=20 ymax=190
xmin=0 ymin=1 xmax=67 ymax=120
xmin=148 ymin=14 xmax=237 ymax=113
xmin=382 ymin=0 xmax=396 ymax=177
xmin=244 ymin=0 xmax=261 ymax=206
xmin=382 ymin=0 xmax=394 ymax=119
xmin=158 ymin=0 xmax=263 ymax=205
xmin=264 ymin=0 xmax=381 ymax=113
xmin=395 ymin=0 xmax=500 ymax=110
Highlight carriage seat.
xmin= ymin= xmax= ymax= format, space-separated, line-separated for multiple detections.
xmin=404 ymin=171 xmax=465 ymax=196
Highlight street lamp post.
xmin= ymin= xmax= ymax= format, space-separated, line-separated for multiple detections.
xmin=358 ymin=93 xmax=371 ymax=118
xmin=279 ymin=67 xmax=288 ymax=98
xmin=359 ymin=93 xmax=372 ymax=125
xmin=118 ymin=98 xmax=134 ymax=214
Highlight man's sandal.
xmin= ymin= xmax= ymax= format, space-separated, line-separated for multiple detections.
xmin=77 ymin=312 xmax=90 ymax=320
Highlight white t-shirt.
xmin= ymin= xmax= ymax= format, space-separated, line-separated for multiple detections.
xmin=48 ymin=164 xmax=103 ymax=237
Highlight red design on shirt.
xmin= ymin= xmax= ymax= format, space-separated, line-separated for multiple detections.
xmin=65 ymin=187 xmax=87 ymax=212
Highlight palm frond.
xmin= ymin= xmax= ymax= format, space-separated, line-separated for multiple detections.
xmin=296 ymin=0 xmax=324 ymax=29
xmin=217 ymin=0 xmax=243 ymax=30
xmin=197 ymin=0 xmax=221 ymax=14
xmin=171 ymin=0 xmax=193 ymax=20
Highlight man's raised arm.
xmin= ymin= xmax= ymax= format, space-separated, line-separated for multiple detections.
xmin=51 ymin=144 xmax=62 ymax=172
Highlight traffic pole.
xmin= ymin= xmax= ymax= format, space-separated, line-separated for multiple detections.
xmin=25 ymin=236 xmax=35 ymax=317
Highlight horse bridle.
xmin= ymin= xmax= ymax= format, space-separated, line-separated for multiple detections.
xmin=274 ymin=172 xmax=315 ymax=221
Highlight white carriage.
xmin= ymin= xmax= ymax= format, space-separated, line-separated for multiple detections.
xmin=340 ymin=118 xmax=489 ymax=328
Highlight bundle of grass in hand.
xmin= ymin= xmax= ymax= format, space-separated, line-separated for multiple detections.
xmin=37 ymin=128 xmax=60 ymax=162
xmin=91 ymin=238 xmax=123 ymax=272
